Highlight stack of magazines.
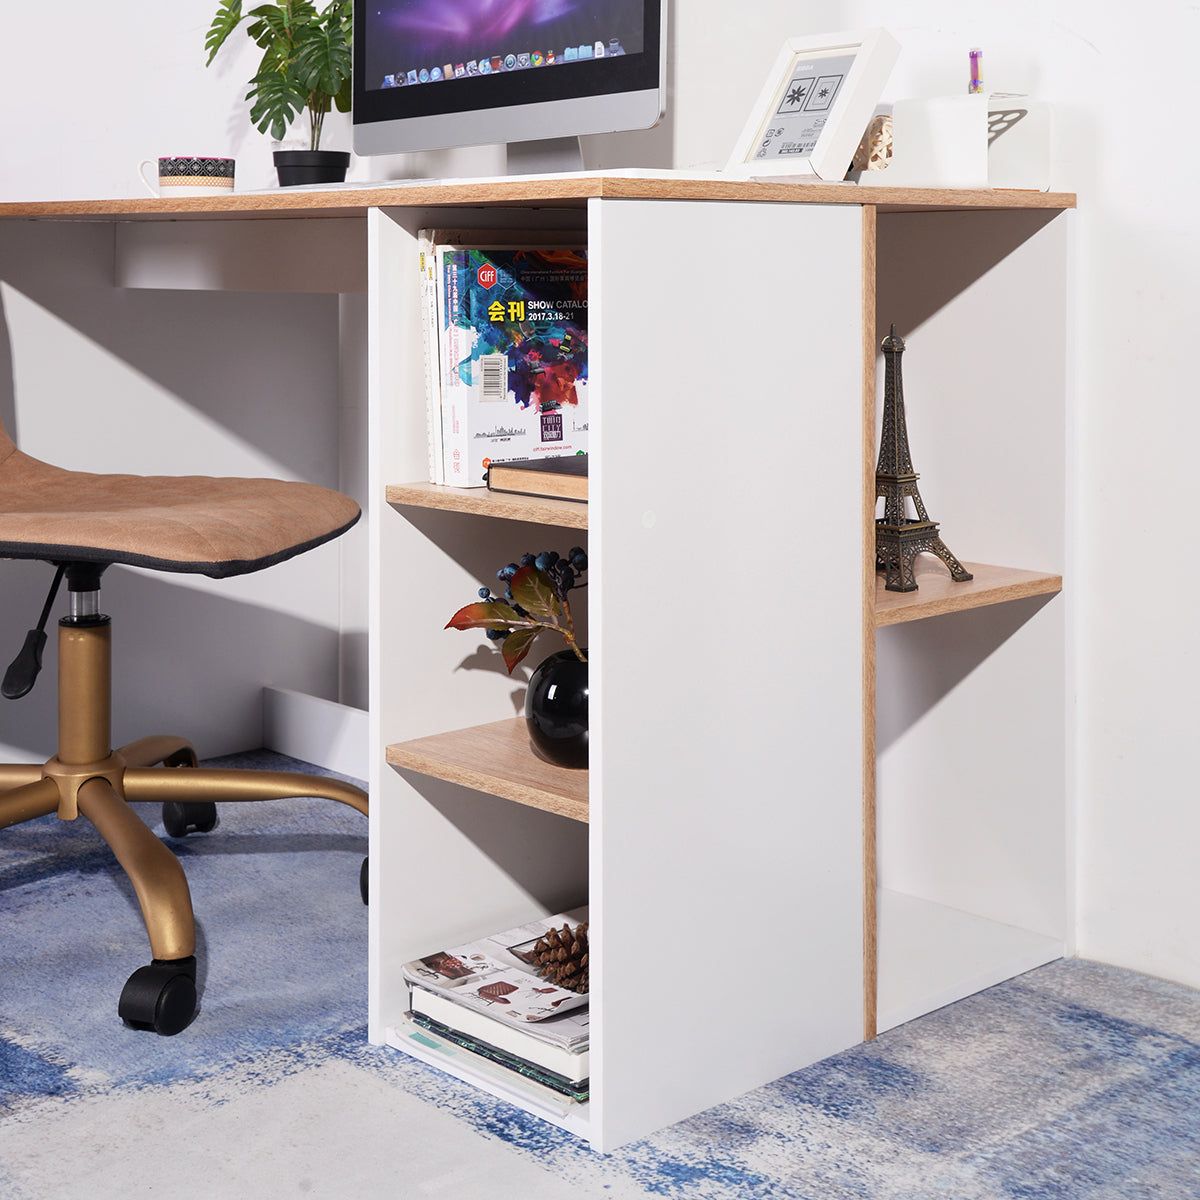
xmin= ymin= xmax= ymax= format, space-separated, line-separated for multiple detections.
xmin=397 ymin=908 xmax=590 ymax=1104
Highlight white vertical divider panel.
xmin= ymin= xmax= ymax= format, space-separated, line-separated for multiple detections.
xmin=589 ymin=198 xmax=866 ymax=1151
xmin=366 ymin=207 xmax=422 ymax=1042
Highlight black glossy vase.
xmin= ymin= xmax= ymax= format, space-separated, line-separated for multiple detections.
xmin=525 ymin=649 xmax=588 ymax=769
xmin=273 ymin=150 xmax=350 ymax=187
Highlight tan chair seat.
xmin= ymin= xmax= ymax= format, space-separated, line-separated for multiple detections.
xmin=0 ymin=447 xmax=359 ymax=578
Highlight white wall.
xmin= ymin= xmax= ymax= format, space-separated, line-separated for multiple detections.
xmin=2 ymin=1 xmax=1198 ymax=988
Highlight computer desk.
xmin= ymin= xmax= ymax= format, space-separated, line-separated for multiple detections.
xmin=0 ymin=177 xmax=1075 ymax=1151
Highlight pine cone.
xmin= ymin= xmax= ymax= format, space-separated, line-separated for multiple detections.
xmin=530 ymin=922 xmax=589 ymax=994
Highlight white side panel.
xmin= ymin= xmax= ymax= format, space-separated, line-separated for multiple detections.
xmin=589 ymin=198 xmax=865 ymax=1151
xmin=262 ymin=687 xmax=367 ymax=780
xmin=874 ymin=211 xmax=1070 ymax=942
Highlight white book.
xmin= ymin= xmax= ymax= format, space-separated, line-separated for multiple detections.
xmin=416 ymin=230 xmax=444 ymax=484
xmin=410 ymin=985 xmax=589 ymax=1082
xmin=390 ymin=1014 xmax=580 ymax=1116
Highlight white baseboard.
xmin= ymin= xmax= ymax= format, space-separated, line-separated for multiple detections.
xmin=262 ymin=687 xmax=367 ymax=782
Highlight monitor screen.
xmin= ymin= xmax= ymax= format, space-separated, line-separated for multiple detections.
xmin=353 ymin=0 xmax=665 ymax=162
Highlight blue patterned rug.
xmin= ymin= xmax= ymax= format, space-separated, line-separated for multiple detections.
xmin=3 ymin=753 xmax=1200 ymax=1198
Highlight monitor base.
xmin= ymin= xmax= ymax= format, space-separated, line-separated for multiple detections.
xmin=506 ymin=137 xmax=584 ymax=176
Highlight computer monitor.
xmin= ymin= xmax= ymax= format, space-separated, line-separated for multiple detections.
xmin=352 ymin=0 xmax=666 ymax=173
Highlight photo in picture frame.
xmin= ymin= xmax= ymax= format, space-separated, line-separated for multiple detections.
xmin=725 ymin=29 xmax=900 ymax=182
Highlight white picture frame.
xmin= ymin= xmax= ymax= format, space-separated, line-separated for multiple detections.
xmin=725 ymin=29 xmax=900 ymax=182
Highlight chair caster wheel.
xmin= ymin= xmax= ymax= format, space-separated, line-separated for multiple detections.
xmin=162 ymin=800 xmax=217 ymax=838
xmin=119 ymin=956 xmax=197 ymax=1035
xmin=360 ymin=856 xmax=369 ymax=905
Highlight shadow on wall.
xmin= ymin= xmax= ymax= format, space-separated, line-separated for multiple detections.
xmin=0 ymin=221 xmax=343 ymax=485
xmin=0 ymin=560 xmax=346 ymax=763
xmin=876 ymin=208 xmax=1061 ymax=337
xmin=0 ymin=240 xmax=352 ymax=759
xmin=875 ymin=593 xmax=1056 ymax=754
xmin=395 ymin=768 xmax=588 ymax=915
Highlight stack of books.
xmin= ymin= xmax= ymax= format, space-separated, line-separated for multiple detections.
xmin=396 ymin=908 xmax=590 ymax=1106
xmin=418 ymin=229 xmax=589 ymax=488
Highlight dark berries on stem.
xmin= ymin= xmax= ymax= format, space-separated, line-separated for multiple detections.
xmin=445 ymin=548 xmax=588 ymax=674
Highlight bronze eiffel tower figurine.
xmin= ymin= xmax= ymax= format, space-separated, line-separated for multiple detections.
xmin=875 ymin=326 xmax=973 ymax=592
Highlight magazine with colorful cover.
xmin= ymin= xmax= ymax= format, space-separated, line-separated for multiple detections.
xmin=418 ymin=229 xmax=584 ymax=486
xmin=400 ymin=907 xmax=589 ymax=1051
xmin=437 ymin=246 xmax=588 ymax=487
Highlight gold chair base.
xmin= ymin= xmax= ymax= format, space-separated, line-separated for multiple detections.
xmin=0 ymin=615 xmax=369 ymax=973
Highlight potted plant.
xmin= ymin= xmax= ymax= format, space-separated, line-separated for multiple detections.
xmin=446 ymin=548 xmax=589 ymax=768
xmin=205 ymin=0 xmax=353 ymax=186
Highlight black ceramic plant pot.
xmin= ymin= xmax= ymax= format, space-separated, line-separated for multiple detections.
xmin=273 ymin=150 xmax=350 ymax=187
xmin=525 ymin=649 xmax=588 ymax=769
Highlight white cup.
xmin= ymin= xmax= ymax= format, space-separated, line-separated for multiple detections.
xmin=138 ymin=156 xmax=235 ymax=198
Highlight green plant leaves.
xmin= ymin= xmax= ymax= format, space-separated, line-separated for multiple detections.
xmin=206 ymin=0 xmax=353 ymax=148
xmin=245 ymin=3 xmax=294 ymax=50
xmin=247 ymin=68 xmax=307 ymax=142
xmin=293 ymin=21 xmax=351 ymax=99
xmin=205 ymin=0 xmax=245 ymax=65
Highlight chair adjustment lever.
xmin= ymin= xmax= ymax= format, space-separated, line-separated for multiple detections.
xmin=2 ymin=565 xmax=66 ymax=700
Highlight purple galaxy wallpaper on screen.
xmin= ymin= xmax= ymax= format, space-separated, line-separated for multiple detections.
xmin=364 ymin=0 xmax=646 ymax=89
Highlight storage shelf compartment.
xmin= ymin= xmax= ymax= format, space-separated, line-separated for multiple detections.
xmin=386 ymin=716 xmax=589 ymax=822
xmin=876 ymin=889 xmax=1063 ymax=1033
xmin=874 ymin=561 xmax=1061 ymax=627
xmin=388 ymin=482 xmax=587 ymax=530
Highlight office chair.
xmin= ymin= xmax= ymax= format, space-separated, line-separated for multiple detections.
xmin=0 ymin=418 xmax=369 ymax=1036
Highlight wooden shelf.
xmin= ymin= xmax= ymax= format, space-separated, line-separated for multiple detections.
xmin=874 ymin=561 xmax=1061 ymax=627
xmin=387 ymin=482 xmax=587 ymax=530
xmin=386 ymin=716 xmax=589 ymax=822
